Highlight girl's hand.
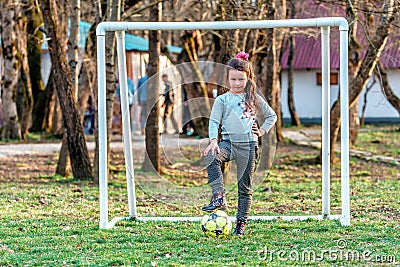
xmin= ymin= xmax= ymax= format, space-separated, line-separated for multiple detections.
xmin=252 ymin=123 xmax=265 ymax=137
xmin=204 ymin=139 xmax=220 ymax=156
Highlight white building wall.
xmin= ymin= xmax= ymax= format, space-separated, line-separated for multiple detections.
xmin=280 ymin=69 xmax=339 ymax=119
xmin=359 ymin=69 xmax=400 ymax=118
xmin=281 ymin=69 xmax=400 ymax=120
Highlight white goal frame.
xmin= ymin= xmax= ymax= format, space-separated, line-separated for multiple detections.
xmin=96 ymin=18 xmax=350 ymax=229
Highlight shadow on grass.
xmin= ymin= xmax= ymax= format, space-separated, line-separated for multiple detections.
xmin=285 ymin=156 xmax=321 ymax=167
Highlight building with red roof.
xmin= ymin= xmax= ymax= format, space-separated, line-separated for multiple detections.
xmin=279 ymin=1 xmax=400 ymax=123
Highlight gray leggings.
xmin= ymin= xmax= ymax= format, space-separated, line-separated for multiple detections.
xmin=205 ymin=140 xmax=257 ymax=220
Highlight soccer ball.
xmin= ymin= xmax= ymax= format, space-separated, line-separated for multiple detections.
xmin=201 ymin=210 xmax=232 ymax=238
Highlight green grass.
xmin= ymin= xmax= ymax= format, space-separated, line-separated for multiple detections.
xmin=0 ymin=146 xmax=399 ymax=266
xmin=282 ymin=124 xmax=399 ymax=159
xmin=355 ymin=126 xmax=400 ymax=157
xmin=0 ymin=132 xmax=61 ymax=144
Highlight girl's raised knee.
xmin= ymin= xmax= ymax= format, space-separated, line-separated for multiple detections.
xmin=204 ymin=152 xmax=218 ymax=165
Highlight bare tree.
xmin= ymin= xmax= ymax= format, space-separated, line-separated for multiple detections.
xmin=1 ymin=0 xmax=22 ymax=140
xmin=142 ymin=1 xmax=162 ymax=173
xmin=287 ymin=0 xmax=301 ymax=126
xmin=254 ymin=0 xmax=287 ymax=170
xmin=90 ymin=0 xmax=103 ymax=184
xmin=68 ymin=0 xmax=80 ymax=94
xmin=346 ymin=0 xmax=362 ymax=147
xmin=16 ymin=0 xmax=34 ymax=140
xmin=328 ymin=0 xmax=398 ymax=162
xmin=101 ymin=0 xmax=122 ymax=178
xmin=28 ymin=0 xmax=46 ymax=132
xmin=42 ymin=69 xmax=57 ymax=132
xmin=41 ymin=0 xmax=93 ymax=179
xmin=56 ymin=0 xmax=81 ymax=176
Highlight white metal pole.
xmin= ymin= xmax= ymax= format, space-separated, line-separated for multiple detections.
xmin=96 ymin=17 xmax=350 ymax=228
xmin=115 ymin=31 xmax=137 ymax=218
xmin=97 ymin=34 xmax=109 ymax=229
xmin=321 ymin=26 xmax=331 ymax=218
xmin=134 ymin=215 xmax=342 ymax=222
xmin=95 ymin=17 xmax=348 ymax=34
xmin=340 ymin=28 xmax=351 ymax=226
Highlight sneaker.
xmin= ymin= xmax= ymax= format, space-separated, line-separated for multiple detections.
xmin=234 ymin=219 xmax=246 ymax=236
xmin=201 ymin=191 xmax=227 ymax=212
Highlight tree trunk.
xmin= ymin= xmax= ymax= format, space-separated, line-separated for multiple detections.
xmin=90 ymin=1 xmax=102 ymax=184
xmin=287 ymin=33 xmax=301 ymax=127
xmin=1 ymin=0 xmax=21 ymax=140
xmin=41 ymin=0 xmax=93 ymax=179
xmin=329 ymin=0 xmax=396 ymax=162
xmin=57 ymin=0 xmax=81 ymax=177
xmin=56 ymin=133 xmax=71 ymax=177
xmin=360 ymin=76 xmax=375 ymax=126
xmin=287 ymin=0 xmax=301 ymax=127
xmin=28 ymin=0 xmax=46 ymax=132
xmin=68 ymin=0 xmax=80 ymax=95
xmin=256 ymin=0 xmax=286 ymax=170
xmin=345 ymin=0 xmax=362 ymax=147
xmin=161 ymin=0 xmax=172 ymax=46
xmin=104 ymin=0 xmax=121 ymax=177
xmin=142 ymin=2 xmax=161 ymax=173
xmin=77 ymin=62 xmax=94 ymax=123
xmin=54 ymin=0 xmax=71 ymax=176
xmin=261 ymin=126 xmax=277 ymax=170
xmin=212 ymin=0 xmax=240 ymax=63
xmin=43 ymin=69 xmax=57 ymax=132
xmin=349 ymin=103 xmax=360 ymax=145
xmin=272 ymin=0 xmax=286 ymax=142
xmin=16 ymin=3 xmax=34 ymax=140
xmin=52 ymin=93 xmax=63 ymax=135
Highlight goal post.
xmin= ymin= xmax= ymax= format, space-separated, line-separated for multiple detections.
xmin=96 ymin=18 xmax=350 ymax=229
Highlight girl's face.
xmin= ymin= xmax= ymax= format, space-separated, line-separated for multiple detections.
xmin=228 ymin=69 xmax=248 ymax=94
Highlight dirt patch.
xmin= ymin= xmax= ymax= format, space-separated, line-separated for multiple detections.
xmin=1 ymin=141 xmax=398 ymax=184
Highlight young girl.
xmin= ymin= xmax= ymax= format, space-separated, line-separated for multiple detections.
xmin=202 ymin=52 xmax=277 ymax=236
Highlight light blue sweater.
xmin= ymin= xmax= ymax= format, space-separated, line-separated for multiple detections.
xmin=209 ymin=92 xmax=277 ymax=142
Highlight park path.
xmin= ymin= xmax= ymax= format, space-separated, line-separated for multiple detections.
xmin=0 ymin=130 xmax=398 ymax=166
xmin=283 ymin=129 xmax=399 ymax=166
xmin=0 ymin=134 xmax=205 ymax=157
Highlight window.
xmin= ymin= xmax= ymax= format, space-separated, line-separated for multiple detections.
xmin=316 ymin=72 xmax=338 ymax=85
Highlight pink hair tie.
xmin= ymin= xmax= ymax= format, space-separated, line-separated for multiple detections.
xmin=236 ymin=51 xmax=249 ymax=61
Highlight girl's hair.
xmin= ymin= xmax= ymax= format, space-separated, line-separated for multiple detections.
xmin=227 ymin=52 xmax=258 ymax=112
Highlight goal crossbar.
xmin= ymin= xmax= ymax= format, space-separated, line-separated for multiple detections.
xmin=96 ymin=18 xmax=350 ymax=229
